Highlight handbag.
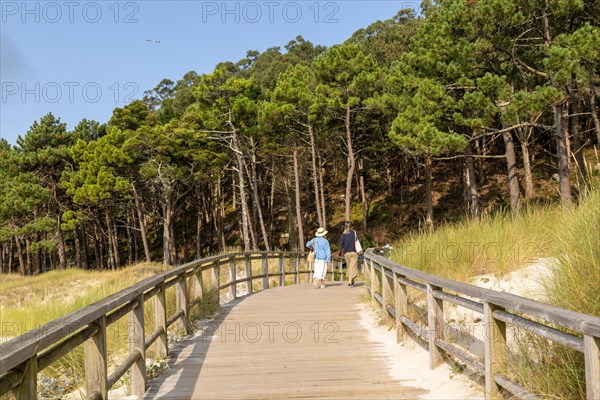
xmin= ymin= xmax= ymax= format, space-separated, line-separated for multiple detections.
xmin=354 ymin=231 xmax=363 ymax=254
xmin=307 ymin=247 xmax=315 ymax=263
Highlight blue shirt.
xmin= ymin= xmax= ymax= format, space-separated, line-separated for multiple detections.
xmin=306 ymin=237 xmax=331 ymax=262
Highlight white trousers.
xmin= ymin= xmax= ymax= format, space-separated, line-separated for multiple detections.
xmin=313 ymin=260 xmax=328 ymax=280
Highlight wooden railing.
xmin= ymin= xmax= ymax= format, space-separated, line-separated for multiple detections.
xmin=363 ymin=249 xmax=600 ymax=400
xmin=0 ymin=251 xmax=354 ymax=400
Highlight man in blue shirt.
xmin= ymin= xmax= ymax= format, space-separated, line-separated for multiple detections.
xmin=306 ymin=227 xmax=331 ymax=289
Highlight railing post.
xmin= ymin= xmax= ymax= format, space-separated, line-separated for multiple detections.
xmin=329 ymin=260 xmax=334 ymax=282
xmin=294 ymin=256 xmax=300 ymax=285
xmin=154 ymin=282 xmax=168 ymax=358
xmin=394 ymin=272 xmax=408 ymax=343
xmin=381 ymin=266 xmax=392 ymax=324
xmin=84 ymin=315 xmax=107 ymax=399
xmin=584 ymin=334 xmax=600 ymax=399
xmin=245 ymin=254 xmax=253 ymax=295
xmin=211 ymin=261 xmax=220 ymax=304
xmin=229 ymin=257 xmax=237 ymax=300
xmin=483 ymin=301 xmax=506 ymax=400
xmin=427 ymin=284 xmax=444 ymax=369
xmin=262 ymin=255 xmax=269 ymax=290
xmin=176 ymin=273 xmax=192 ymax=334
xmin=369 ymin=259 xmax=376 ymax=308
xmin=338 ymin=258 xmax=343 ymax=282
xmin=279 ymin=254 xmax=285 ymax=287
xmin=13 ymin=355 xmax=37 ymax=400
xmin=129 ymin=295 xmax=146 ymax=397
xmin=192 ymin=266 xmax=204 ymax=303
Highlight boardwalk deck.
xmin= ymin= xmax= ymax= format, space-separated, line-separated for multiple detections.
xmin=144 ymin=282 xmax=427 ymax=399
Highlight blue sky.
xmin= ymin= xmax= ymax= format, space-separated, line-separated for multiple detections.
xmin=1 ymin=0 xmax=419 ymax=144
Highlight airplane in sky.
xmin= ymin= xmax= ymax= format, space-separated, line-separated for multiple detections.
xmin=145 ymin=39 xmax=161 ymax=44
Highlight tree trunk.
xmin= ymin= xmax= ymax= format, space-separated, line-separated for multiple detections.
xmin=132 ymin=185 xmax=152 ymax=263
xmin=570 ymin=87 xmax=587 ymax=189
xmin=182 ymin=209 xmax=189 ymax=263
xmin=522 ymin=142 xmax=535 ymax=199
xmin=8 ymin=241 xmax=14 ymax=273
xmin=232 ymin=129 xmax=251 ymax=252
xmin=15 ymin=236 xmax=26 ymax=275
xmin=55 ymin=212 xmax=67 ymax=269
xmin=283 ymin=175 xmax=297 ymax=250
xmin=555 ymin=104 xmax=573 ymax=206
xmin=112 ymin=211 xmax=121 ymax=268
xmin=386 ymin=162 xmax=393 ymax=198
xmin=502 ymin=129 xmax=520 ymax=212
xmin=358 ymin=158 xmax=368 ymax=232
xmin=318 ymin=150 xmax=327 ymax=227
xmin=247 ymin=209 xmax=257 ymax=250
xmin=81 ymin=226 xmax=89 ymax=270
xmin=344 ymin=102 xmax=356 ymax=223
xmin=35 ymin=234 xmax=42 ymax=274
xmin=293 ymin=147 xmax=305 ymax=251
xmin=424 ymin=154 xmax=434 ymax=228
xmin=126 ymin=213 xmax=134 ymax=265
xmin=25 ymin=237 xmax=33 ymax=275
xmin=465 ymin=141 xmax=479 ymax=218
xmin=105 ymin=208 xmax=116 ymax=270
xmin=196 ymin=206 xmax=204 ymax=260
xmin=218 ymin=176 xmax=226 ymax=251
xmin=589 ymin=66 xmax=600 ymax=144
xmin=308 ymin=123 xmax=323 ymax=227
xmin=543 ymin=10 xmax=572 ymax=207
xmin=74 ymin=228 xmax=82 ymax=269
xmin=93 ymin=223 xmax=102 ymax=270
xmin=247 ymin=138 xmax=270 ymax=251
xmin=131 ymin=208 xmax=139 ymax=262
xmin=0 ymin=244 xmax=4 ymax=274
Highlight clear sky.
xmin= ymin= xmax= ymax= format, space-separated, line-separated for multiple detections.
xmin=1 ymin=0 xmax=419 ymax=144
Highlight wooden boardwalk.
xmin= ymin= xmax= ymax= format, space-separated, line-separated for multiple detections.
xmin=144 ymin=282 xmax=426 ymax=399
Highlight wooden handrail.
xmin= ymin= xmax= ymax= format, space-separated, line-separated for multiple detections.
xmin=363 ymin=249 xmax=600 ymax=400
xmin=0 ymin=251 xmax=344 ymax=399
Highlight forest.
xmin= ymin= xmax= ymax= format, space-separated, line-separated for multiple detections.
xmin=1 ymin=0 xmax=599 ymax=276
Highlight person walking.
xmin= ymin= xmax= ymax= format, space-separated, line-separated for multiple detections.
xmin=339 ymin=221 xmax=360 ymax=287
xmin=306 ymin=227 xmax=331 ymax=289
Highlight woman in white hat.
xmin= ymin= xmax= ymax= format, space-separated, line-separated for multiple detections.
xmin=306 ymin=227 xmax=331 ymax=289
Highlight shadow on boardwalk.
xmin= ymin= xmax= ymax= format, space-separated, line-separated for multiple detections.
xmin=144 ymin=283 xmax=427 ymax=399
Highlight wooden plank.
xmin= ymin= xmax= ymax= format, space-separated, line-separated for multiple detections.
xmin=262 ymin=256 xmax=269 ymax=290
xmin=129 ymin=294 xmax=146 ymax=396
xmin=229 ymin=257 xmax=237 ymax=299
xmin=427 ymin=284 xmax=443 ymax=369
xmin=12 ymin=355 xmax=37 ymax=400
xmin=192 ymin=266 xmax=204 ymax=304
xmin=394 ymin=272 xmax=408 ymax=342
xmin=279 ymin=255 xmax=285 ymax=287
xmin=294 ymin=257 xmax=299 ymax=285
xmin=245 ymin=255 xmax=253 ymax=295
xmin=494 ymin=374 xmax=541 ymax=400
xmin=483 ymin=301 xmax=506 ymax=400
xmin=381 ymin=266 xmax=392 ymax=324
xmin=84 ymin=316 xmax=107 ymax=400
xmin=370 ymin=259 xmax=377 ymax=308
xmin=154 ymin=283 xmax=168 ymax=358
xmin=584 ymin=334 xmax=600 ymax=400
xmin=176 ymin=273 xmax=192 ymax=335
xmin=38 ymin=324 xmax=98 ymax=371
xmin=493 ymin=309 xmax=583 ymax=352
xmin=144 ymin=284 xmax=428 ymax=400
xmin=434 ymin=338 xmax=484 ymax=375
xmin=364 ymin=251 xmax=600 ymax=337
